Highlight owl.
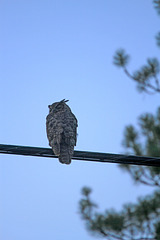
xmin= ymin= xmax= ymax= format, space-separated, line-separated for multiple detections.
xmin=46 ymin=99 xmax=78 ymax=164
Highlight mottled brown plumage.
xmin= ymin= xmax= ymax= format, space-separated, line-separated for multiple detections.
xmin=46 ymin=99 xmax=78 ymax=164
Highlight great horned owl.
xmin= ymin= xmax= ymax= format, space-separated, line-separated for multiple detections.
xmin=46 ymin=99 xmax=78 ymax=164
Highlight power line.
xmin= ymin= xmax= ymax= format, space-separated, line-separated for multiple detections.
xmin=0 ymin=144 xmax=160 ymax=167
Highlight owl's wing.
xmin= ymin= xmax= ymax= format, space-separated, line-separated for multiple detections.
xmin=63 ymin=114 xmax=78 ymax=146
xmin=73 ymin=116 xmax=78 ymax=146
xmin=46 ymin=114 xmax=63 ymax=155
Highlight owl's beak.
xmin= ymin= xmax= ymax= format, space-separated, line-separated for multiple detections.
xmin=48 ymin=105 xmax=51 ymax=109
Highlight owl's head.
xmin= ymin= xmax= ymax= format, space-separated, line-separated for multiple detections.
xmin=48 ymin=99 xmax=69 ymax=113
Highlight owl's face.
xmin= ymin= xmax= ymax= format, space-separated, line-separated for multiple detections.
xmin=48 ymin=102 xmax=62 ymax=113
xmin=48 ymin=99 xmax=69 ymax=113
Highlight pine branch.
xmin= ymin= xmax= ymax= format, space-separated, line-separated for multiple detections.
xmin=113 ymin=50 xmax=160 ymax=94
xmin=153 ymin=0 xmax=160 ymax=15
xmin=79 ymin=188 xmax=160 ymax=239
xmin=156 ymin=32 xmax=160 ymax=46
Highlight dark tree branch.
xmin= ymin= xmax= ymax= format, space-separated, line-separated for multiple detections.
xmin=124 ymin=68 xmax=160 ymax=94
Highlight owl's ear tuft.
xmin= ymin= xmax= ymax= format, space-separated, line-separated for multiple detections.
xmin=60 ymin=99 xmax=69 ymax=103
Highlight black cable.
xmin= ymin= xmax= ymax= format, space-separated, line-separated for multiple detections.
xmin=0 ymin=144 xmax=160 ymax=167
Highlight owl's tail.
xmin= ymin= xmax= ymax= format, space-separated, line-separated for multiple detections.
xmin=58 ymin=144 xmax=74 ymax=165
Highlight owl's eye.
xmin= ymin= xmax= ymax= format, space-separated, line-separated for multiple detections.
xmin=56 ymin=105 xmax=61 ymax=109
xmin=56 ymin=103 xmax=63 ymax=110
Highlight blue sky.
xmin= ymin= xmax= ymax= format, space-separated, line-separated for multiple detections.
xmin=0 ymin=0 xmax=159 ymax=239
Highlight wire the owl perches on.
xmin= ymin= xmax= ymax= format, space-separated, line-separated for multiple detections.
xmin=46 ymin=99 xmax=78 ymax=164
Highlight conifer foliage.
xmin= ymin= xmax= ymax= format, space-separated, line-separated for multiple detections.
xmin=79 ymin=1 xmax=160 ymax=239
xmin=113 ymin=0 xmax=160 ymax=94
